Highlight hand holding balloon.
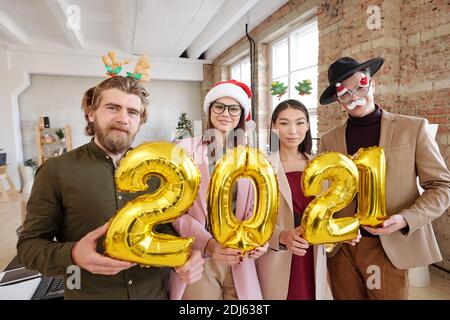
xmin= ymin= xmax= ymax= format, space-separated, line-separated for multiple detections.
xmin=246 ymin=242 xmax=269 ymax=259
xmin=362 ymin=214 xmax=407 ymax=236
xmin=205 ymin=238 xmax=243 ymax=265
xmin=343 ymin=229 xmax=362 ymax=246
xmin=279 ymin=226 xmax=309 ymax=256
xmin=173 ymin=249 xmax=205 ymax=284
xmin=73 ymin=222 xmax=136 ymax=275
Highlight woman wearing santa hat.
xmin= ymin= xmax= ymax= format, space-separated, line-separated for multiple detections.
xmin=169 ymin=79 xmax=267 ymax=300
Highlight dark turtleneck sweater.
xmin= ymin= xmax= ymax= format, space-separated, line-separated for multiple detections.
xmin=346 ymin=105 xmax=382 ymax=155
xmin=346 ymin=105 xmax=382 ymax=238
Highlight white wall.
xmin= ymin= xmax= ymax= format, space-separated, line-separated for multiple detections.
xmin=0 ymin=67 xmax=30 ymax=190
xmin=135 ymin=80 xmax=202 ymax=144
xmin=19 ymin=75 xmax=202 ymax=162
xmin=19 ymin=75 xmax=98 ymax=161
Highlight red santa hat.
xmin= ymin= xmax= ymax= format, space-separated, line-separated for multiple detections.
xmin=204 ymin=79 xmax=252 ymax=121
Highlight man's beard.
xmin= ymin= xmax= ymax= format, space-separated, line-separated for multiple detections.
xmin=94 ymin=122 xmax=137 ymax=155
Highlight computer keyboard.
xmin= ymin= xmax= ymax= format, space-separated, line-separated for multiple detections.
xmin=31 ymin=275 xmax=64 ymax=300
xmin=49 ymin=277 xmax=64 ymax=292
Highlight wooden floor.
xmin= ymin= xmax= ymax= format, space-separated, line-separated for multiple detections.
xmin=0 ymin=192 xmax=23 ymax=271
xmin=1 ymin=193 xmax=450 ymax=300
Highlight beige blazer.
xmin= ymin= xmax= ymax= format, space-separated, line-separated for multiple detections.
xmin=320 ymin=109 xmax=450 ymax=269
xmin=256 ymin=152 xmax=329 ymax=300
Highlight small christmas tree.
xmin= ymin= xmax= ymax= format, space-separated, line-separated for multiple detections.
xmin=174 ymin=112 xmax=194 ymax=141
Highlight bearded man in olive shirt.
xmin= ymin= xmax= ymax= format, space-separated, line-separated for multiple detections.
xmin=17 ymin=76 xmax=204 ymax=299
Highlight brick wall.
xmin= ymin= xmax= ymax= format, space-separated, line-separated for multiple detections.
xmin=396 ymin=0 xmax=450 ymax=272
xmin=206 ymin=0 xmax=450 ymax=271
xmin=317 ymin=0 xmax=404 ymax=133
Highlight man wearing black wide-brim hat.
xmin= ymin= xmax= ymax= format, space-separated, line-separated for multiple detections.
xmin=319 ymin=56 xmax=450 ymax=299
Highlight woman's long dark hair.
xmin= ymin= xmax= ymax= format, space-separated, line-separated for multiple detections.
xmin=270 ymin=99 xmax=312 ymax=154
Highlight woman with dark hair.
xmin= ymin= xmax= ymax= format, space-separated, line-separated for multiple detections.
xmin=256 ymin=99 xmax=329 ymax=300
xmin=169 ymin=80 xmax=267 ymax=300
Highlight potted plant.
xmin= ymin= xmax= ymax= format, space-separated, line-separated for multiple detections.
xmin=55 ymin=129 xmax=65 ymax=142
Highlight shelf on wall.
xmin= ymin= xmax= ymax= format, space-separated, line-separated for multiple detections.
xmin=36 ymin=117 xmax=72 ymax=166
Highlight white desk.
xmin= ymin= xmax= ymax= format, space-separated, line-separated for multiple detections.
xmin=0 ymin=277 xmax=41 ymax=300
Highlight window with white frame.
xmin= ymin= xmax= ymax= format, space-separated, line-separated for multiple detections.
xmin=231 ymin=57 xmax=251 ymax=89
xmin=271 ymin=20 xmax=319 ymax=154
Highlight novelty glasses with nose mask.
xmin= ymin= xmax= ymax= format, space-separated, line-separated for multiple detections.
xmin=336 ymin=76 xmax=372 ymax=104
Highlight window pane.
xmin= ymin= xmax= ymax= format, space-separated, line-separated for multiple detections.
xmin=290 ymin=66 xmax=318 ymax=110
xmin=269 ymin=18 xmax=319 ymax=149
xmin=272 ymin=38 xmax=288 ymax=78
xmin=291 ymin=22 xmax=318 ymax=71
xmin=241 ymin=59 xmax=251 ymax=89
xmin=271 ymin=76 xmax=289 ymax=109
xmin=231 ymin=64 xmax=240 ymax=81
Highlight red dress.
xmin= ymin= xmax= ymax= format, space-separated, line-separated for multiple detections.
xmin=285 ymin=171 xmax=316 ymax=300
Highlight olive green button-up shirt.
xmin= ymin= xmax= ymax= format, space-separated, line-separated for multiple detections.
xmin=17 ymin=139 xmax=171 ymax=300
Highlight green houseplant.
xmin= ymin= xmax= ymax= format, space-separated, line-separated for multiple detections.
xmin=55 ymin=129 xmax=65 ymax=142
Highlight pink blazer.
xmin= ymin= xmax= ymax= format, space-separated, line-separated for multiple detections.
xmin=168 ymin=136 xmax=263 ymax=300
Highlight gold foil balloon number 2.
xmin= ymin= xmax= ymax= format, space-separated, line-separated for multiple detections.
xmin=300 ymin=147 xmax=387 ymax=247
xmin=104 ymin=143 xmax=279 ymax=267
xmin=104 ymin=142 xmax=200 ymax=268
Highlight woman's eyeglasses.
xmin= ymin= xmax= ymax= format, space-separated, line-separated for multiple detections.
xmin=211 ymin=102 xmax=242 ymax=117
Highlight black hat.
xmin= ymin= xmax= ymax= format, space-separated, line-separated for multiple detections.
xmin=319 ymin=57 xmax=384 ymax=105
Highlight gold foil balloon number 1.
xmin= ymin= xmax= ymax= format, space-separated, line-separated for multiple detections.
xmin=353 ymin=147 xmax=388 ymax=227
xmin=300 ymin=147 xmax=387 ymax=246
xmin=104 ymin=142 xmax=200 ymax=267
xmin=208 ymin=146 xmax=279 ymax=252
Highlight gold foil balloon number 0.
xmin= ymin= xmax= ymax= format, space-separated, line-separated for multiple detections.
xmin=208 ymin=146 xmax=279 ymax=252
xmin=104 ymin=142 xmax=200 ymax=267
xmin=300 ymin=147 xmax=387 ymax=245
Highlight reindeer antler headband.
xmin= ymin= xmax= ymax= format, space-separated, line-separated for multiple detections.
xmin=101 ymin=51 xmax=151 ymax=82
